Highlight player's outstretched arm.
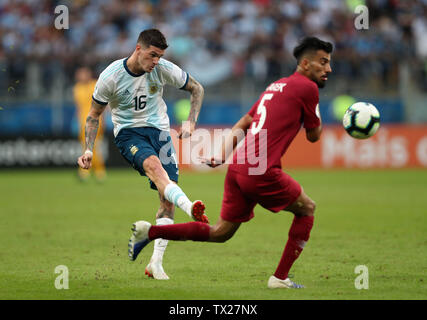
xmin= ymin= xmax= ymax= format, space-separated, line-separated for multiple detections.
xmin=201 ymin=114 xmax=253 ymax=167
xmin=77 ymin=100 xmax=106 ymax=169
xmin=179 ymin=75 xmax=204 ymax=139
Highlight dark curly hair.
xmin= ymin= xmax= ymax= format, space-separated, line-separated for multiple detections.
xmin=137 ymin=29 xmax=168 ymax=50
xmin=293 ymin=37 xmax=333 ymax=63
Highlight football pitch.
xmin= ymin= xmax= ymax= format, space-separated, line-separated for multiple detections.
xmin=0 ymin=168 xmax=426 ymax=300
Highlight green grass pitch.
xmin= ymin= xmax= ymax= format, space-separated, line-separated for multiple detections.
xmin=0 ymin=168 xmax=426 ymax=300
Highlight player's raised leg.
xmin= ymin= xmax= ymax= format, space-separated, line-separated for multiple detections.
xmin=268 ymin=189 xmax=315 ymax=289
xmin=128 ymin=217 xmax=241 ymax=262
xmin=145 ymin=193 xmax=174 ymax=280
xmin=142 ymin=155 xmax=208 ymax=223
xmin=147 ymin=217 xmax=240 ymax=243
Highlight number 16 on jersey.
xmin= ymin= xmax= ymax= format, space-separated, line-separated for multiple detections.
xmin=134 ymin=95 xmax=147 ymax=111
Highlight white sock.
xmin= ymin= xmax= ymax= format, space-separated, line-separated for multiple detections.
xmin=164 ymin=183 xmax=192 ymax=217
xmin=151 ymin=217 xmax=174 ymax=263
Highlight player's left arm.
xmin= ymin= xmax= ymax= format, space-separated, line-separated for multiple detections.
xmin=306 ymin=102 xmax=322 ymax=142
xmin=179 ymin=74 xmax=204 ymax=139
xmin=302 ymin=84 xmax=322 ymax=143
xmin=306 ymin=123 xmax=322 ymax=142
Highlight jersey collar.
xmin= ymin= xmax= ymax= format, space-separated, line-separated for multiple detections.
xmin=123 ymin=57 xmax=145 ymax=77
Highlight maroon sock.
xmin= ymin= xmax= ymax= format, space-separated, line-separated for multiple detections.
xmin=274 ymin=215 xmax=314 ymax=280
xmin=148 ymin=222 xmax=210 ymax=241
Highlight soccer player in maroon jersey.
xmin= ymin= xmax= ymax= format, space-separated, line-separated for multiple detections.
xmin=128 ymin=37 xmax=333 ymax=288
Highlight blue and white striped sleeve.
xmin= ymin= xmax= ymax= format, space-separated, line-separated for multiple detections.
xmin=92 ymin=75 xmax=112 ymax=105
xmin=157 ymin=58 xmax=188 ymax=90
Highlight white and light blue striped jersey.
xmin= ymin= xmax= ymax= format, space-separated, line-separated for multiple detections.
xmin=92 ymin=57 xmax=189 ymax=136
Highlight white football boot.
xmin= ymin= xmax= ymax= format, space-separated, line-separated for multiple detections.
xmin=145 ymin=259 xmax=169 ymax=280
xmin=128 ymin=221 xmax=151 ymax=261
xmin=267 ymin=275 xmax=305 ymax=289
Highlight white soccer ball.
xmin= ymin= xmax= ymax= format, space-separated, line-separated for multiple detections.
xmin=342 ymin=102 xmax=380 ymax=139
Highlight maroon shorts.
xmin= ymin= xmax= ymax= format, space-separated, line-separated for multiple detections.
xmin=220 ymin=168 xmax=302 ymax=223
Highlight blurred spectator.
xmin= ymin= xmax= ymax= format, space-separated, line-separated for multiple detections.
xmin=0 ymin=0 xmax=426 ymax=95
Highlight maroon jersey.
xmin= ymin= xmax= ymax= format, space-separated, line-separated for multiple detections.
xmin=229 ymin=72 xmax=320 ymax=176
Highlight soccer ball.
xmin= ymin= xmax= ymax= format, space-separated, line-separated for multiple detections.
xmin=342 ymin=102 xmax=380 ymax=139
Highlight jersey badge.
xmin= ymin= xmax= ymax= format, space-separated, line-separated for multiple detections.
xmin=130 ymin=145 xmax=139 ymax=155
xmin=149 ymin=84 xmax=158 ymax=95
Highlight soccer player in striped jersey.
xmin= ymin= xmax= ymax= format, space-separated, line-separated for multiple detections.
xmin=77 ymin=29 xmax=208 ymax=280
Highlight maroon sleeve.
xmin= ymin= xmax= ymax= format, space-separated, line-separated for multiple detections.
xmin=248 ymin=97 xmax=261 ymax=117
xmin=301 ymin=82 xmax=320 ymax=129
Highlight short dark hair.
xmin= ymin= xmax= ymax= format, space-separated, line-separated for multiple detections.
xmin=293 ymin=37 xmax=333 ymax=63
xmin=137 ymin=29 xmax=168 ymax=50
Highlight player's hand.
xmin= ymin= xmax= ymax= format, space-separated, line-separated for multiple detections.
xmin=198 ymin=156 xmax=224 ymax=168
xmin=178 ymin=121 xmax=196 ymax=139
xmin=77 ymin=150 xmax=93 ymax=169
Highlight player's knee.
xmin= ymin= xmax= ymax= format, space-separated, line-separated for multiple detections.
xmin=303 ymin=199 xmax=316 ymax=216
xmin=214 ymin=233 xmax=232 ymax=243
xmin=143 ymin=156 xmax=158 ymax=173
xmin=210 ymin=228 xmax=234 ymax=243
xmin=143 ymin=156 xmax=164 ymax=180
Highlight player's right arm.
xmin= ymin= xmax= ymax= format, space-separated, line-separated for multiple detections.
xmin=202 ymin=113 xmax=253 ymax=168
xmin=202 ymin=96 xmax=262 ymax=167
xmin=77 ymin=100 xmax=106 ymax=169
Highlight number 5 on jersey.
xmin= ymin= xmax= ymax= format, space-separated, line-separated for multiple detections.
xmin=134 ymin=95 xmax=147 ymax=111
xmin=251 ymin=93 xmax=273 ymax=135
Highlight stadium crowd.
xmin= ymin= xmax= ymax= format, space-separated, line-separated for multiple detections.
xmin=0 ymin=0 xmax=426 ymax=95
